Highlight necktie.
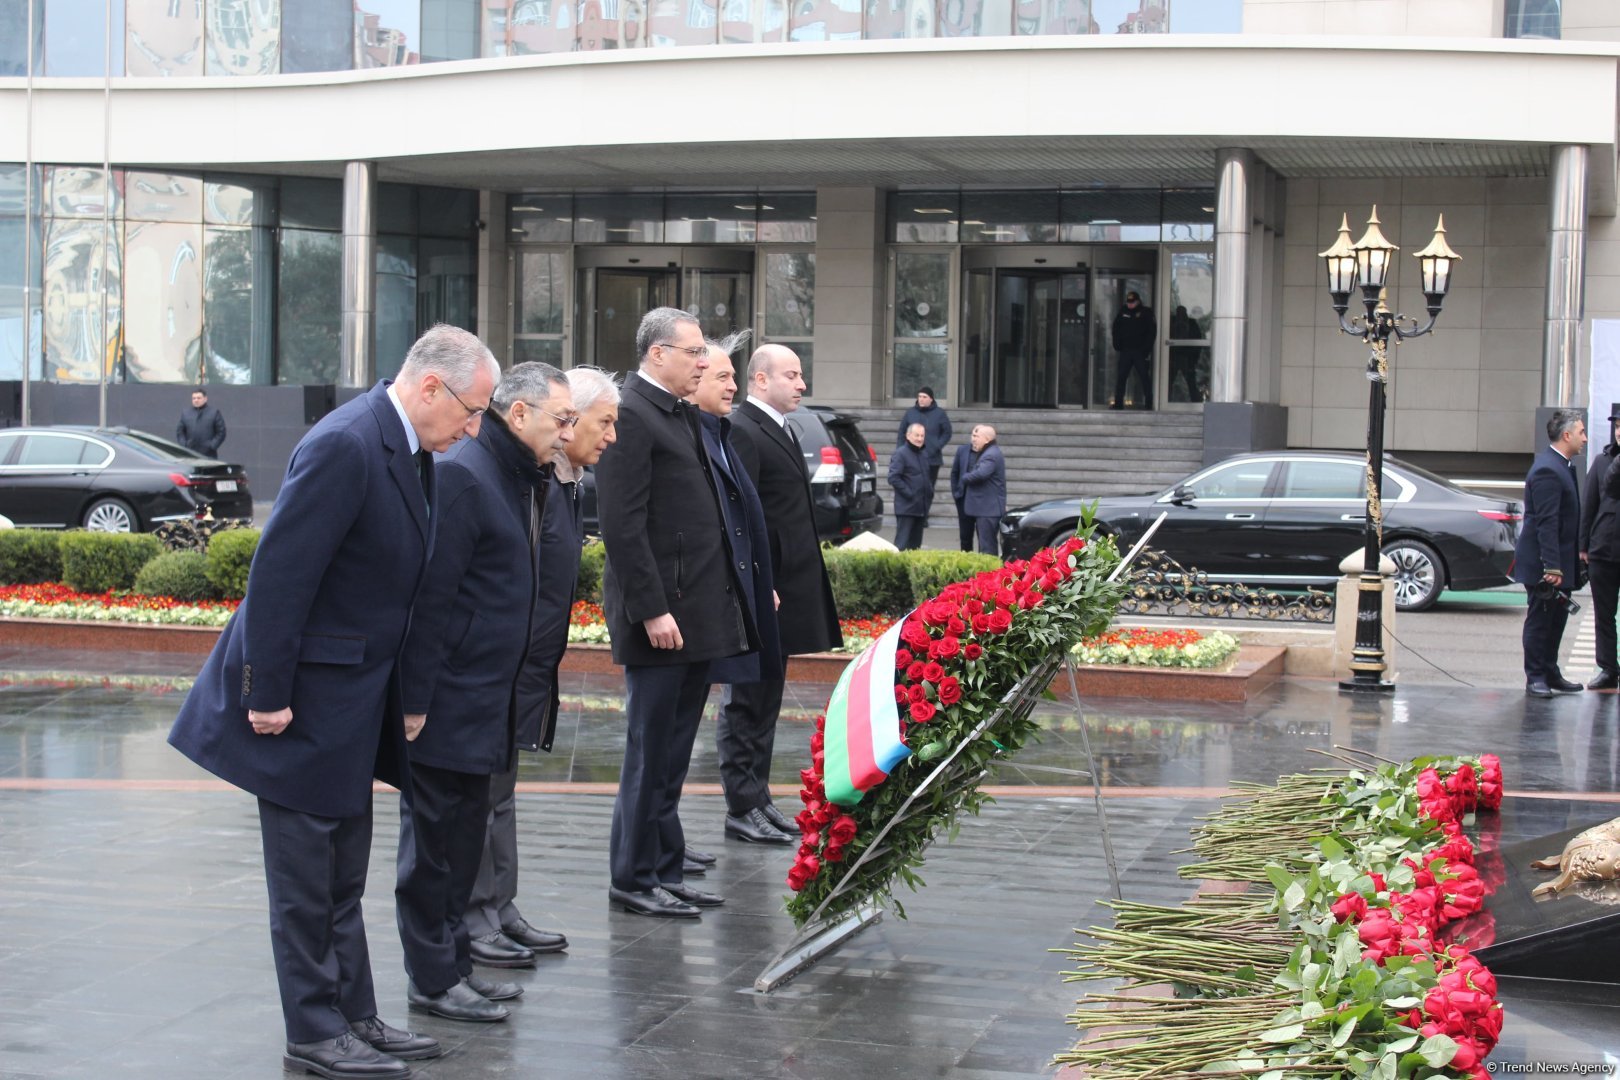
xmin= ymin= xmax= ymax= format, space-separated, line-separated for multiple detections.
xmin=786 ymin=423 xmax=802 ymax=455
xmin=416 ymin=450 xmax=432 ymax=517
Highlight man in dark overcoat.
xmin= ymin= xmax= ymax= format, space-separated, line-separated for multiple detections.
xmin=949 ymin=442 xmax=975 ymax=552
xmin=167 ymin=325 xmax=497 ymax=1079
xmin=960 ymin=424 xmax=1007 ymax=555
xmin=462 ymin=366 xmax=620 ymax=966
xmin=596 ymin=307 xmax=755 ymax=919
xmin=722 ymin=343 xmax=841 ymax=843
xmin=394 ymin=362 xmax=574 ymax=1023
xmin=176 ymin=387 xmax=227 ymax=457
xmin=889 ymin=423 xmax=931 ymax=551
xmin=1581 ymin=404 xmax=1620 ymax=691
xmin=1515 ymin=408 xmax=1587 ymax=698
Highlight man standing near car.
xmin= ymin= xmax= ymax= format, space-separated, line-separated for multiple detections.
xmin=889 ymin=423 xmax=931 ymax=551
xmin=896 ymin=387 xmax=952 ymax=522
xmin=597 ymin=307 xmax=756 ymax=918
xmin=960 ymin=424 xmax=1006 ymax=555
xmin=1580 ymin=403 xmax=1620 ymax=691
xmin=394 ymin=361 xmax=574 ymax=1023
xmin=177 ymin=387 xmax=226 ymax=458
xmin=168 ymin=325 xmax=497 ymax=1079
xmin=462 ymin=366 xmax=620 ymax=970
xmin=1516 ymin=408 xmax=1587 ymax=698
xmin=722 ymin=343 xmax=842 ymax=844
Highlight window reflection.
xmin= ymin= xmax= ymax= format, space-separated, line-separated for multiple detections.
xmin=356 ymin=0 xmax=421 ymax=66
xmin=508 ymin=194 xmax=574 ymax=242
xmin=1059 ymin=189 xmax=1160 ymax=242
xmin=44 ymin=0 xmax=125 ymax=75
xmin=43 ymin=216 xmax=122 ymax=384
xmin=126 ymin=172 xmax=204 ymax=223
xmin=936 ymin=0 xmax=1008 ymax=37
xmin=647 ymin=0 xmax=716 ymax=45
xmin=420 ymin=0 xmax=477 ymax=59
xmin=893 ymin=343 xmax=946 ymax=399
xmin=281 ymin=0 xmax=353 ymax=72
xmin=720 ymin=0 xmax=785 ymax=43
xmin=0 ymin=0 xmax=45 ymax=76
xmin=127 ymin=0 xmax=205 ymax=75
xmin=203 ymin=224 xmax=271 ymax=384
xmin=787 ymin=0 xmax=858 ymax=39
xmin=763 ymin=252 xmax=814 ymax=338
xmin=575 ymin=0 xmax=646 ymax=49
xmin=889 ymin=191 xmax=958 ymax=243
xmin=376 ymin=235 xmax=417 ymax=379
xmin=276 ymin=228 xmax=341 ymax=384
xmin=866 ymin=0 xmax=932 ymax=37
xmin=1 ymin=212 xmax=43 ymax=381
xmin=485 ymin=0 xmax=576 ymax=55
xmin=419 ymin=238 xmax=475 ymax=334
xmin=573 ymin=193 xmax=662 ymax=243
xmin=124 ymin=220 xmax=204 ymax=382
xmin=1014 ymin=0 xmax=1091 ymax=34
xmin=207 ymin=0 xmax=281 ymax=74
xmin=44 ymin=167 xmax=120 ymax=219
xmin=514 ymin=250 xmax=566 ymax=335
xmin=894 ymin=252 xmax=950 ymax=338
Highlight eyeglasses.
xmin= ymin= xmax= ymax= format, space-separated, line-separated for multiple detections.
xmin=442 ymin=381 xmax=488 ymax=420
xmin=531 ymin=405 xmax=579 ymax=428
xmin=656 ymin=341 xmax=708 ymax=359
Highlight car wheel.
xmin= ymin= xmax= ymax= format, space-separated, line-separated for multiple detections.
xmin=83 ymin=497 xmax=137 ymax=533
xmin=1043 ymin=522 xmax=1082 ymax=551
xmin=1383 ymin=538 xmax=1444 ymax=612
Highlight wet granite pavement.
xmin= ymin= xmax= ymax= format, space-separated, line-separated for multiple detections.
xmin=1 ymin=643 xmax=1617 ymax=1078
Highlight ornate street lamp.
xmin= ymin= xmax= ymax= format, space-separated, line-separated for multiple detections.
xmin=1319 ymin=208 xmax=1459 ymax=693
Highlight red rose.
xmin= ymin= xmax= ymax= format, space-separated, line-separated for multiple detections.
xmin=1330 ymin=892 xmax=1369 ymax=923
xmin=962 ymin=599 xmax=982 ymax=616
xmin=893 ymin=685 xmax=909 ymax=707
xmin=922 ymin=661 xmax=945 ymax=683
xmin=931 ymin=635 xmax=960 ymax=660
xmin=1369 ymin=872 xmax=1387 ymax=892
xmin=822 ymin=842 xmax=847 ymax=863
xmin=963 ymin=643 xmax=983 ymax=661
xmin=910 ymin=700 xmax=937 ymax=723
xmin=902 ymin=620 xmax=932 ymax=649
xmin=829 ymin=814 xmax=858 ymax=844
xmin=987 ymin=608 xmax=1013 ymax=634
xmin=800 ymin=830 xmax=821 ymax=849
xmin=1479 ymin=754 xmax=1504 ymax=809
xmin=996 ymin=587 xmax=1017 ymax=607
xmin=971 ymin=613 xmax=991 ymax=634
xmin=946 ymin=616 xmax=966 ymax=635
xmin=936 ymin=676 xmax=962 ymax=705
xmin=894 ymin=648 xmax=913 ymax=670
xmin=906 ymin=661 xmax=926 ymax=682
xmin=814 ymin=713 xmax=826 ymax=731
xmin=810 ymin=731 xmax=824 ymax=754
xmin=1018 ymin=590 xmax=1043 ymax=610
xmin=907 ymin=684 xmax=927 ymax=704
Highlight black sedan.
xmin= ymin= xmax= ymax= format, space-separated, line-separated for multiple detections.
xmin=0 ymin=426 xmax=253 ymax=532
xmin=999 ymin=451 xmax=1521 ymax=611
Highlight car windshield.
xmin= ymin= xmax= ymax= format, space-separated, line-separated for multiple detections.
xmin=112 ymin=430 xmax=207 ymax=462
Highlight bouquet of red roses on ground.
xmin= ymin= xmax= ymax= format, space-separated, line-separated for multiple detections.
xmin=1058 ymin=750 xmax=1507 ymax=1079
xmin=785 ymin=523 xmax=1125 ymax=927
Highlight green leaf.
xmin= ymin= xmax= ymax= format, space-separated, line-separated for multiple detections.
xmin=1260 ymin=1023 xmax=1305 ymax=1043
xmin=1417 ymin=1034 xmax=1457 ymax=1068
xmin=1385 ymin=1035 xmax=1419 ymax=1053
xmin=1301 ymin=1001 xmax=1326 ymax=1021
xmin=1319 ymin=835 xmax=1347 ymax=861
xmin=1265 ymin=864 xmax=1295 ymax=895
xmin=1283 ymin=881 xmax=1308 ymax=911
xmin=1332 ymin=1015 xmax=1359 ymax=1048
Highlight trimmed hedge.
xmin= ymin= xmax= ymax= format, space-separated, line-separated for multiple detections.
xmin=575 ymin=540 xmax=605 ymax=604
xmin=205 ymin=529 xmax=261 ymax=600
xmin=133 ymin=550 xmax=218 ymax=602
xmin=0 ymin=529 xmax=63 ymax=585
xmin=822 ymin=548 xmax=1002 ymax=618
xmin=58 ymin=531 xmax=164 ymax=593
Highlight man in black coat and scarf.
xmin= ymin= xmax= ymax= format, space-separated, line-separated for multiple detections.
xmin=176 ymin=387 xmax=227 ymax=457
xmin=1581 ymin=403 xmax=1620 ymax=691
xmin=394 ymin=361 xmax=575 ymax=1023
xmin=597 ymin=308 xmax=756 ymax=919
xmin=462 ymin=366 xmax=621 ymax=968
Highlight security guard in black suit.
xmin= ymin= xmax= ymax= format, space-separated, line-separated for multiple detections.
xmin=1515 ymin=408 xmax=1588 ymax=698
xmin=1580 ymin=403 xmax=1620 ymax=690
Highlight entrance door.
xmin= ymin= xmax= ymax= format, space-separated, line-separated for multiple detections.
xmin=590 ymin=268 xmax=676 ymax=376
xmin=575 ymin=248 xmax=752 ymax=372
xmin=684 ymin=265 xmax=751 ymax=344
xmin=960 ymin=254 xmax=1089 ymax=408
xmin=1092 ymin=270 xmax=1155 ymax=410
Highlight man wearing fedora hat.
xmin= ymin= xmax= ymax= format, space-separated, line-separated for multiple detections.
xmin=1580 ymin=402 xmax=1620 ymax=690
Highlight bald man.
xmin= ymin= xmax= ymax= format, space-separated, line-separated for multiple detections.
xmin=960 ymin=424 xmax=1006 ymax=556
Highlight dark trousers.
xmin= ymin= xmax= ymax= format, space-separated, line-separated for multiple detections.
xmin=396 ymin=762 xmax=493 ymax=995
xmin=925 ymin=465 xmax=941 ymax=518
xmin=1590 ymin=558 xmax=1620 ymax=675
xmin=973 ymin=515 xmax=999 ymax=556
xmin=955 ymin=499 xmax=973 ymax=551
xmin=463 ymin=761 xmax=521 ymax=939
xmin=1113 ymin=348 xmax=1152 ymax=408
xmin=717 ymin=678 xmax=787 ymax=816
xmin=1522 ymin=586 xmax=1573 ymax=682
xmin=895 ymin=515 xmax=925 ymax=550
xmin=258 ymin=796 xmax=378 ymax=1044
xmin=611 ymin=662 xmax=710 ymax=892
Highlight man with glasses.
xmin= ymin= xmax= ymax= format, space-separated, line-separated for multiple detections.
xmin=169 ymin=325 xmax=497 ymax=1080
xmin=1111 ymin=290 xmax=1156 ymax=410
xmin=394 ymin=361 xmax=576 ymax=1022
xmin=596 ymin=307 xmax=757 ymax=918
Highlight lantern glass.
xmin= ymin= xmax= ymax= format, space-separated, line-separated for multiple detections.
xmin=1325 ymin=253 xmax=1358 ymax=295
xmin=1356 ymin=244 xmax=1392 ymax=290
xmin=1420 ymin=255 xmax=1452 ymax=297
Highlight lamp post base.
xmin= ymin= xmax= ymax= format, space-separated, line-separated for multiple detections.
xmin=1338 ymin=677 xmax=1396 ymax=694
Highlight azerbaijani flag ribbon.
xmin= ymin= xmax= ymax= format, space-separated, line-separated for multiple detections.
xmin=822 ymin=615 xmax=911 ymax=807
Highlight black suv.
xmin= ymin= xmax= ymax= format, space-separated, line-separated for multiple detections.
xmin=580 ymin=405 xmax=880 ymax=544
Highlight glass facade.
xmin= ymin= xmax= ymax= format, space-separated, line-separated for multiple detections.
xmin=3 ymin=0 xmax=1232 ymax=77
xmin=1 ymin=164 xmax=476 ymax=386
xmin=508 ymin=192 xmax=816 ymax=246
xmin=1504 ymin=0 xmax=1559 ymax=39
xmin=890 ymin=187 xmax=1213 ymax=244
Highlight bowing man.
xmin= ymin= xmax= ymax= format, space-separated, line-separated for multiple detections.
xmin=168 ymin=326 xmax=497 ymax=1080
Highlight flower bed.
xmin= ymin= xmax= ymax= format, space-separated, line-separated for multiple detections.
xmin=1058 ymin=750 xmax=1506 ymax=1079
xmin=0 ymin=583 xmax=238 ymax=627
xmin=1072 ymin=626 xmax=1241 ymax=669
xmin=564 ymin=601 xmax=899 ymax=655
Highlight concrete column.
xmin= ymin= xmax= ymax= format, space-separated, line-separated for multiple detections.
xmin=476 ymin=191 xmax=510 ymax=366
xmin=1212 ymin=148 xmax=1253 ymax=403
xmin=811 ymin=186 xmax=887 ymax=405
xmin=339 ymin=160 xmax=378 ymax=388
xmin=1542 ymin=144 xmax=1587 ymax=407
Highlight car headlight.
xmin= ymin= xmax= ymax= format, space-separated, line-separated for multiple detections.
xmin=1001 ymin=510 xmax=1029 ymax=529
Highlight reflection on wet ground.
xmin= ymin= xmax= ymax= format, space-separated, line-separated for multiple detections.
xmin=0 ymin=643 xmax=1616 ymax=1078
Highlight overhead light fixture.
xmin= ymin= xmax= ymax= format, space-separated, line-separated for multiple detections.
xmin=912 ymin=208 xmax=954 ymax=214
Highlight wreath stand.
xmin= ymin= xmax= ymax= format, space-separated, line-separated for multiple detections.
xmin=752 ymin=516 xmax=1166 ymax=993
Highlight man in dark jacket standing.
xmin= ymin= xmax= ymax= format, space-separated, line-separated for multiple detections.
xmin=597 ymin=307 xmax=756 ymax=919
xmin=889 ymin=423 xmax=931 ymax=550
xmin=1580 ymin=403 xmax=1620 ymax=691
xmin=1111 ymin=291 xmax=1156 ymax=410
xmin=1515 ymin=408 xmax=1587 ymax=698
xmin=960 ymin=424 xmax=1007 ymax=555
xmin=176 ymin=387 xmax=227 ymax=457
xmin=896 ymin=387 xmax=952 ymax=520
xmin=168 ymin=325 xmax=497 ymax=1079
xmin=395 ymin=361 xmax=574 ymax=1023
xmin=463 ymin=366 xmax=620 ymax=969
xmin=949 ymin=442 xmax=975 ymax=552
xmin=720 ymin=343 xmax=840 ymax=844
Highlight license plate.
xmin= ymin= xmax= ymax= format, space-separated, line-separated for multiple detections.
xmin=859 ymin=479 xmax=874 ymax=494
xmin=214 ymin=480 xmax=238 ymax=492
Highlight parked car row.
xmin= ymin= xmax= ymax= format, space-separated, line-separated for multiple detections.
xmin=0 ymin=426 xmax=253 ymax=532
xmin=999 ymin=451 xmax=1522 ymax=611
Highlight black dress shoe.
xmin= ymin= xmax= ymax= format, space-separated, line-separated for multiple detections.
xmin=464 ymin=972 xmax=522 ymax=1002
xmin=348 ymin=1016 xmax=442 ymax=1061
xmin=1527 ymin=680 xmax=1557 ymax=698
xmin=284 ymin=1031 xmax=409 ymax=1079
xmin=1589 ymin=670 xmax=1620 ymax=691
xmin=681 ymin=858 xmax=707 ymax=876
xmin=760 ymin=803 xmax=798 ymax=837
xmin=608 ymin=886 xmax=701 ymax=918
xmin=406 ymin=979 xmax=509 ymax=1023
xmin=662 ymin=881 xmax=725 ymax=907
xmin=467 ymin=930 xmax=535 ymax=968
xmin=725 ymin=807 xmax=794 ymax=845
xmin=1550 ymin=676 xmax=1586 ymax=694
xmin=501 ymin=918 xmax=567 ymax=953
xmin=684 ymin=845 xmax=717 ymax=866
